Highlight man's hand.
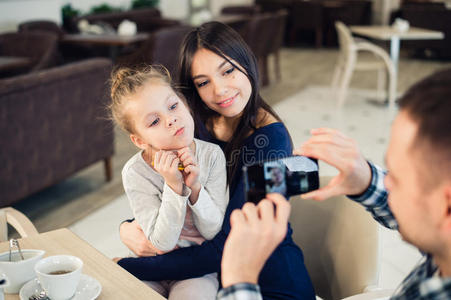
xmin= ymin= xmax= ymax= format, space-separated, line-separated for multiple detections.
xmin=295 ymin=128 xmax=372 ymax=201
xmin=154 ymin=150 xmax=183 ymax=195
xmin=119 ymin=220 xmax=165 ymax=257
xmin=221 ymin=193 xmax=291 ymax=288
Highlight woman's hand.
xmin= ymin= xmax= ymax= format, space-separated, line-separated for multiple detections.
xmin=294 ymin=128 xmax=372 ymax=201
xmin=112 ymin=257 xmax=122 ymax=263
xmin=154 ymin=150 xmax=183 ymax=195
xmin=221 ymin=193 xmax=290 ymax=288
xmin=119 ymin=220 xmax=165 ymax=257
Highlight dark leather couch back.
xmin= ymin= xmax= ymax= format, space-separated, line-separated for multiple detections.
xmin=0 ymin=58 xmax=114 ymax=206
xmin=18 ymin=20 xmax=65 ymax=38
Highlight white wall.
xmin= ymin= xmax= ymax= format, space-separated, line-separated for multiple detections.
xmin=159 ymin=0 xmax=189 ymax=19
xmin=0 ymin=0 xmax=61 ymax=32
xmin=210 ymin=0 xmax=253 ymax=16
xmin=68 ymin=0 xmax=130 ymax=13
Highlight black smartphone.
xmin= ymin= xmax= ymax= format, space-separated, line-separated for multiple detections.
xmin=243 ymin=155 xmax=319 ymax=204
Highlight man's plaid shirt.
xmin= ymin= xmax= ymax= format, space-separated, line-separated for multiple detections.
xmin=217 ymin=162 xmax=451 ymax=300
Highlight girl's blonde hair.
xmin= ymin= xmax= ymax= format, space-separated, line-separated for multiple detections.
xmin=109 ymin=65 xmax=173 ymax=134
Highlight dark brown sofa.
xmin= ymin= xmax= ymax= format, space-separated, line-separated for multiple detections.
xmin=67 ymin=8 xmax=180 ymax=33
xmin=0 ymin=58 xmax=114 ymax=207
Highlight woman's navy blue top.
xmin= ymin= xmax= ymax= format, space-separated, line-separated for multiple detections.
xmin=118 ymin=122 xmax=315 ymax=300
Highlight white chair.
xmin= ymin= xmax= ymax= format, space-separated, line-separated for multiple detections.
xmin=289 ymin=177 xmax=381 ymax=300
xmin=332 ymin=21 xmax=396 ymax=108
xmin=0 ymin=207 xmax=38 ymax=242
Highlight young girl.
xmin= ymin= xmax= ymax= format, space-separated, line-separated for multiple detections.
xmin=110 ymin=65 xmax=228 ymax=299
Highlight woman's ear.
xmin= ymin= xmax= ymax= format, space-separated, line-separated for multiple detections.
xmin=130 ymin=134 xmax=147 ymax=150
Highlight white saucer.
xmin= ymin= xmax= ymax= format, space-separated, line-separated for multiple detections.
xmin=19 ymin=274 xmax=101 ymax=300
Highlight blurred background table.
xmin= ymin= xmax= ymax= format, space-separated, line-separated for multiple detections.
xmin=61 ymin=33 xmax=149 ymax=61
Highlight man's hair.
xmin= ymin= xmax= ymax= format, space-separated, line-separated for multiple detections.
xmin=399 ymin=68 xmax=451 ymax=182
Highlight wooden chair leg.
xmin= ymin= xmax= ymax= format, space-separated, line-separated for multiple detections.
xmin=104 ymin=157 xmax=113 ymax=182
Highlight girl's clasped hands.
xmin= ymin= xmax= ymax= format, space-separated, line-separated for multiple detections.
xmin=152 ymin=147 xmax=200 ymax=201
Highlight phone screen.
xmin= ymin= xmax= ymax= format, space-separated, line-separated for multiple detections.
xmin=243 ymin=156 xmax=319 ymax=204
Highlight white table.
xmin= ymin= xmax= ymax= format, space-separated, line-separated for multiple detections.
xmin=350 ymin=26 xmax=444 ymax=95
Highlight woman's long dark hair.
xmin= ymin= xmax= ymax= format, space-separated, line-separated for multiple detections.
xmin=178 ymin=21 xmax=284 ymax=184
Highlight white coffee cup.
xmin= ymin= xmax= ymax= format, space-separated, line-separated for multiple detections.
xmin=35 ymin=255 xmax=83 ymax=300
xmin=0 ymin=249 xmax=45 ymax=293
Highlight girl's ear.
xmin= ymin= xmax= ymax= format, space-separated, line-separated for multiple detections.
xmin=130 ymin=134 xmax=147 ymax=150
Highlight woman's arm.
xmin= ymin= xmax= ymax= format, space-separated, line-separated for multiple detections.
xmin=120 ymin=220 xmax=165 ymax=256
xmin=118 ymin=227 xmax=227 ymax=281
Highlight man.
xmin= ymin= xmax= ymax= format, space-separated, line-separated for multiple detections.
xmin=218 ymin=69 xmax=451 ymax=299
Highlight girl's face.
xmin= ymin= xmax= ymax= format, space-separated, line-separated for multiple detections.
xmin=271 ymin=167 xmax=284 ymax=183
xmin=127 ymin=80 xmax=194 ymax=151
xmin=190 ymin=48 xmax=252 ymax=119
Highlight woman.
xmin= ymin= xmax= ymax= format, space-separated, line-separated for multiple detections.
xmin=118 ymin=22 xmax=315 ymax=299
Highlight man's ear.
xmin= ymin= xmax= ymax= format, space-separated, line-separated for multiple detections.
xmin=443 ymin=183 xmax=451 ymax=233
xmin=130 ymin=134 xmax=147 ymax=150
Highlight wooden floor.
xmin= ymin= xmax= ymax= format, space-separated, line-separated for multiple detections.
xmin=13 ymin=47 xmax=451 ymax=232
